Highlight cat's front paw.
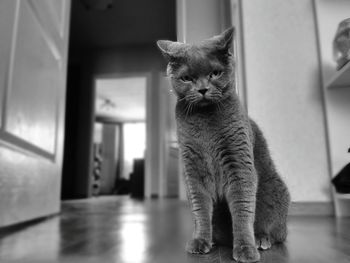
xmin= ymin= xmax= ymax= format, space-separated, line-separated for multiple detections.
xmin=255 ymin=236 xmax=271 ymax=251
xmin=186 ymin=238 xmax=212 ymax=254
xmin=233 ymin=244 xmax=260 ymax=262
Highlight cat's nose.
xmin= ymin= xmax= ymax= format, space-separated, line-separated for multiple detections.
xmin=198 ymin=88 xmax=208 ymax=95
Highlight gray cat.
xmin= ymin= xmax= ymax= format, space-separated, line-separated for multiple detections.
xmin=157 ymin=28 xmax=290 ymax=263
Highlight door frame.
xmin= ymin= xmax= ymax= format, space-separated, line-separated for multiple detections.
xmin=92 ymin=71 xmax=154 ymax=198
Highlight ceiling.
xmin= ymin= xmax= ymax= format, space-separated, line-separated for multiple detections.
xmin=70 ymin=0 xmax=176 ymax=49
xmin=95 ymin=77 xmax=146 ymax=122
xmin=69 ymin=0 xmax=175 ymax=123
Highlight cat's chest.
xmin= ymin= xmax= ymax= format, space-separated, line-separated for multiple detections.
xmin=179 ymin=113 xmax=240 ymax=141
xmin=178 ymin=112 xmax=250 ymax=158
xmin=179 ymin=113 xmax=222 ymax=136
xmin=182 ymin=119 xmax=216 ymax=149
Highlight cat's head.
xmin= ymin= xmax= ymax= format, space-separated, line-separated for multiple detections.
xmin=157 ymin=28 xmax=235 ymax=107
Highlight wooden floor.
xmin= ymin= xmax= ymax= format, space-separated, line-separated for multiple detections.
xmin=0 ymin=196 xmax=349 ymax=263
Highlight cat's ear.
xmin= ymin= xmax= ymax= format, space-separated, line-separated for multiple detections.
xmin=157 ymin=40 xmax=184 ymax=61
xmin=213 ymin=27 xmax=234 ymax=54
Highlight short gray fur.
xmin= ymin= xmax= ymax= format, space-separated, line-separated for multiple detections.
xmin=157 ymin=28 xmax=290 ymax=263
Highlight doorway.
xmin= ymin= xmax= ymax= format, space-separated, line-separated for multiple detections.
xmin=61 ymin=0 xmax=177 ymax=200
xmin=93 ymin=75 xmax=147 ymax=197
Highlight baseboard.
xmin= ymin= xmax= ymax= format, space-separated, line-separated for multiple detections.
xmin=0 ymin=213 xmax=58 ymax=234
xmin=289 ymin=201 xmax=334 ymax=216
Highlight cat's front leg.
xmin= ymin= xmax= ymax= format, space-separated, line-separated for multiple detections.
xmin=184 ymin=176 xmax=213 ymax=254
xmin=226 ymin=170 xmax=260 ymax=263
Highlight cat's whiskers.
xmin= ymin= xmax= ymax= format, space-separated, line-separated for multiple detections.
xmin=178 ymin=96 xmax=187 ymax=102
xmin=184 ymin=101 xmax=192 ymax=119
xmin=215 ymin=101 xmax=221 ymax=113
xmin=188 ymin=103 xmax=194 ymax=118
xmin=183 ymin=96 xmax=198 ymax=119
xmin=217 ymin=100 xmax=225 ymax=113
xmin=183 ymin=103 xmax=189 ymax=118
xmin=189 ymin=101 xmax=195 ymax=116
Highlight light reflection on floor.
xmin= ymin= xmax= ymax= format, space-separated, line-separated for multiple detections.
xmin=0 ymin=196 xmax=349 ymax=263
xmin=119 ymin=215 xmax=147 ymax=263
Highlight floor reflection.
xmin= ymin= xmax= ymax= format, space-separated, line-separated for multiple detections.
xmin=119 ymin=215 xmax=147 ymax=263
xmin=0 ymin=197 xmax=349 ymax=263
xmin=0 ymin=217 xmax=60 ymax=262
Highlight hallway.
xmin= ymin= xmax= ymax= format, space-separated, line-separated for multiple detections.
xmin=0 ymin=197 xmax=349 ymax=263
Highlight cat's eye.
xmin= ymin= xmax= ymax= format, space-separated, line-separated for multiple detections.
xmin=209 ymin=70 xmax=223 ymax=79
xmin=180 ymin=75 xmax=193 ymax=83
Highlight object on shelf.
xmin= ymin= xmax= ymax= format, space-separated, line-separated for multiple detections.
xmin=331 ymin=148 xmax=350 ymax=194
xmin=92 ymin=143 xmax=103 ymax=196
xmin=333 ymin=18 xmax=350 ymax=70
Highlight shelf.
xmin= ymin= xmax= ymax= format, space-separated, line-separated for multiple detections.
xmin=334 ymin=192 xmax=350 ymax=200
xmin=326 ymin=61 xmax=350 ymax=89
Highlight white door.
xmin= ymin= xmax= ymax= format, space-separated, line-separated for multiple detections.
xmin=0 ymin=0 xmax=70 ymax=227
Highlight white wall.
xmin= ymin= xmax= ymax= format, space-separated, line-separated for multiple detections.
xmin=315 ymin=0 xmax=350 ymax=178
xmin=100 ymin=123 xmax=119 ymax=194
xmin=177 ymin=0 xmax=230 ymax=43
xmin=240 ymin=0 xmax=331 ymax=202
xmin=176 ymin=0 xmax=232 ymax=200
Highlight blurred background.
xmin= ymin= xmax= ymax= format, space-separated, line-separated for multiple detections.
xmin=60 ymin=0 xmax=350 ymax=215
xmin=0 ymin=0 xmax=350 ymax=225
xmin=0 ymin=0 xmax=350 ymax=261
xmin=62 ymin=0 xmax=177 ymax=201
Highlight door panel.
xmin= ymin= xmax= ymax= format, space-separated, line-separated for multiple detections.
xmin=5 ymin=1 xmax=59 ymax=156
xmin=28 ymin=0 xmax=67 ymax=41
xmin=0 ymin=1 xmax=17 ymax=128
xmin=0 ymin=0 xmax=70 ymax=227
